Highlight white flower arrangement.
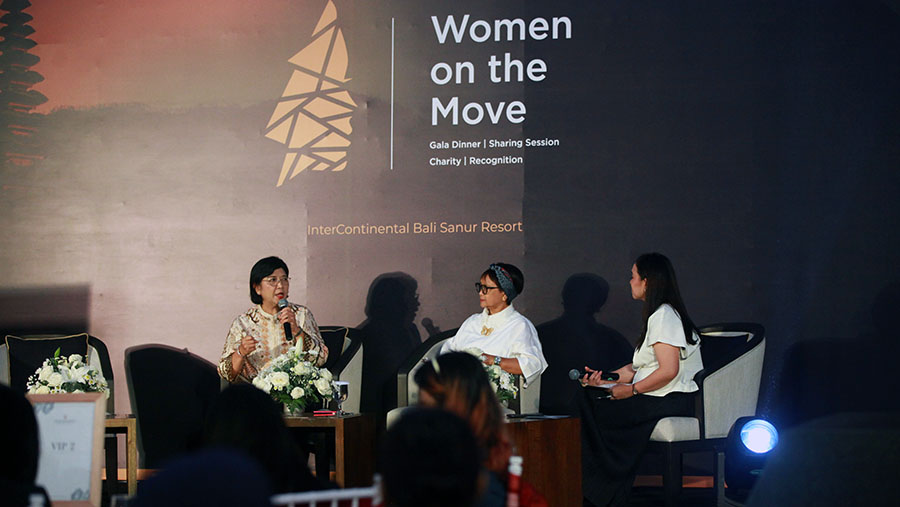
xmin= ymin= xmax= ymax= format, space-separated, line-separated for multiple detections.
xmin=26 ymin=348 xmax=109 ymax=398
xmin=463 ymin=348 xmax=518 ymax=405
xmin=251 ymin=344 xmax=334 ymax=413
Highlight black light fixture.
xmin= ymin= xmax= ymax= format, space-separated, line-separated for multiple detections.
xmin=724 ymin=416 xmax=779 ymax=502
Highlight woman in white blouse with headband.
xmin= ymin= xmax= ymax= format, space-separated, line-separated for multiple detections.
xmin=440 ymin=262 xmax=548 ymax=386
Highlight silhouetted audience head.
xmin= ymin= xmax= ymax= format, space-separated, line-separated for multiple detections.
xmin=380 ymin=407 xmax=485 ymax=507
xmin=561 ymin=273 xmax=610 ymax=315
xmin=414 ymin=352 xmax=511 ymax=472
xmin=133 ymin=448 xmax=270 ymax=507
xmin=202 ymin=384 xmax=321 ymax=493
xmin=0 ymin=383 xmax=46 ymax=506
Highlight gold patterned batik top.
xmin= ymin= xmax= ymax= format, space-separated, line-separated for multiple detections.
xmin=218 ymin=303 xmax=327 ymax=382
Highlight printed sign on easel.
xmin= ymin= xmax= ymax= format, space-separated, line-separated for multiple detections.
xmin=27 ymin=392 xmax=105 ymax=507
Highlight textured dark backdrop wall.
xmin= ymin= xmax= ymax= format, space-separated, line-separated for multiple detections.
xmin=0 ymin=0 xmax=898 ymax=419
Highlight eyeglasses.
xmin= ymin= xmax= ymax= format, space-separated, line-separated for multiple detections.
xmin=475 ymin=283 xmax=500 ymax=295
xmin=262 ymin=276 xmax=291 ymax=286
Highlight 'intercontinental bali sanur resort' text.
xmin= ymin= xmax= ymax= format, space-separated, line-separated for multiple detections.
xmin=308 ymin=220 xmax=523 ymax=236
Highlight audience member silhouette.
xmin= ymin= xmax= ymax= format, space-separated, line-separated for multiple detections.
xmin=201 ymin=384 xmax=327 ymax=494
xmin=358 ymin=272 xmax=421 ymax=422
xmin=0 ymin=384 xmax=50 ymax=506
xmin=536 ymin=274 xmax=632 ymax=415
xmin=380 ymin=407 xmax=485 ymax=507
xmin=414 ymin=352 xmax=548 ymax=507
xmin=133 ymin=448 xmax=271 ymax=507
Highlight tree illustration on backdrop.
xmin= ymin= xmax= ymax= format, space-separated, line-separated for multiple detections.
xmin=0 ymin=0 xmax=46 ymax=167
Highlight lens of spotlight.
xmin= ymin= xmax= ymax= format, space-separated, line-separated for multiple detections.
xmin=740 ymin=419 xmax=778 ymax=454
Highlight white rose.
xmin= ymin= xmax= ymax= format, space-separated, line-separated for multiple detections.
xmin=38 ymin=366 xmax=54 ymax=382
xmin=290 ymin=387 xmax=305 ymax=399
xmin=35 ymin=385 xmax=51 ymax=395
xmin=320 ymin=369 xmax=333 ymax=382
xmin=489 ymin=365 xmax=502 ymax=375
xmin=47 ymin=372 xmax=63 ymax=387
xmin=68 ymin=354 xmax=83 ymax=365
xmin=252 ymin=375 xmax=273 ymax=394
xmin=291 ymin=362 xmax=308 ymax=376
xmin=270 ymin=372 xmax=290 ymax=390
xmin=314 ymin=377 xmax=332 ymax=396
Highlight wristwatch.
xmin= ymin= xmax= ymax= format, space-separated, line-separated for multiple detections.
xmin=632 ymin=384 xmax=640 ymax=396
xmin=493 ymin=355 xmax=502 ymax=366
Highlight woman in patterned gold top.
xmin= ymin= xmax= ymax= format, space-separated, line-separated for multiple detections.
xmin=218 ymin=256 xmax=328 ymax=383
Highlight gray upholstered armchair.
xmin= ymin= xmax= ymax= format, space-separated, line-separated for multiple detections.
xmin=321 ymin=325 xmax=363 ymax=414
xmin=646 ymin=323 xmax=766 ymax=507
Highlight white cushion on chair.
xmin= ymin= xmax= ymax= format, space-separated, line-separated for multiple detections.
xmin=650 ymin=416 xmax=700 ymax=442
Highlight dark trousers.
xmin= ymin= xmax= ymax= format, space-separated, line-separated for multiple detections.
xmin=579 ymin=388 xmax=695 ymax=507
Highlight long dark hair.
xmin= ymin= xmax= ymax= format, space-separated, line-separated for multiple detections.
xmin=635 ymin=253 xmax=698 ymax=346
xmin=414 ymin=352 xmax=511 ymax=473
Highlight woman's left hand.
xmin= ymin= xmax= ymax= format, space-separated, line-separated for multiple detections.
xmin=609 ymin=383 xmax=633 ymax=400
xmin=277 ymin=307 xmax=300 ymax=339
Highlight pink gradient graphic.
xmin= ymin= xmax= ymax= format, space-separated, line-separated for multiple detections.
xmin=26 ymin=0 xmax=320 ymax=112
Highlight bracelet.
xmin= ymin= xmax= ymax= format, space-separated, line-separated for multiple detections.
xmin=235 ymin=349 xmax=243 ymax=358
xmin=632 ymin=384 xmax=640 ymax=396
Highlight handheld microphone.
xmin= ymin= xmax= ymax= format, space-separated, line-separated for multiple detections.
xmin=277 ymin=298 xmax=293 ymax=340
xmin=569 ymin=369 xmax=619 ymax=382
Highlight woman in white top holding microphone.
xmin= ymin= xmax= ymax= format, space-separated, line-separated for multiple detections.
xmin=579 ymin=252 xmax=703 ymax=507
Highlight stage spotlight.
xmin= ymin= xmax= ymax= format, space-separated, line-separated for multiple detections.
xmin=724 ymin=416 xmax=779 ymax=502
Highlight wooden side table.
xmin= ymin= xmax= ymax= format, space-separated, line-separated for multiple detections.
xmin=105 ymin=415 xmax=138 ymax=495
xmin=283 ymin=413 xmax=375 ymax=487
xmin=506 ymin=416 xmax=581 ymax=506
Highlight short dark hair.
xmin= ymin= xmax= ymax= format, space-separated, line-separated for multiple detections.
xmin=249 ymin=256 xmax=289 ymax=304
xmin=480 ymin=263 xmax=524 ymax=300
xmin=380 ymin=407 xmax=483 ymax=507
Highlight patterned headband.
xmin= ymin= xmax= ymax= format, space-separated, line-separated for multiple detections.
xmin=489 ymin=263 xmax=518 ymax=302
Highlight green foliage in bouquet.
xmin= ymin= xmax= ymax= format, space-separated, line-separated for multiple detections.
xmin=26 ymin=347 xmax=109 ymax=397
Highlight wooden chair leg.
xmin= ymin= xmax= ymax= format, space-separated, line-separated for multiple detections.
xmin=662 ymin=444 xmax=682 ymax=507
xmin=104 ymin=435 xmax=119 ymax=495
xmin=715 ymin=450 xmax=727 ymax=506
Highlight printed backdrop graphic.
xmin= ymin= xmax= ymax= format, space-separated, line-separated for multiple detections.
xmin=265 ymin=0 xmax=357 ymax=184
xmin=1 ymin=0 xmax=899 ymax=424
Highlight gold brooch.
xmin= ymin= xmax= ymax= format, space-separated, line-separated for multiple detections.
xmin=481 ymin=326 xmax=494 ymax=336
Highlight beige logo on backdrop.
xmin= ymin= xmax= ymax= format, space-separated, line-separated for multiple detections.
xmin=264 ymin=0 xmax=357 ymax=186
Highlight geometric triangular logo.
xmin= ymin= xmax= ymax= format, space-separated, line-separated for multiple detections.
xmin=264 ymin=0 xmax=356 ymax=186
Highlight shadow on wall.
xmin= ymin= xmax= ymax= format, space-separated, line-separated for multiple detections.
xmin=357 ymin=272 xmax=421 ymax=419
xmin=536 ymin=273 xmax=632 ymax=416
xmin=0 ymin=285 xmax=91 ymax=337
xmin=769 ymin=281 xmax=900 ymax=430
